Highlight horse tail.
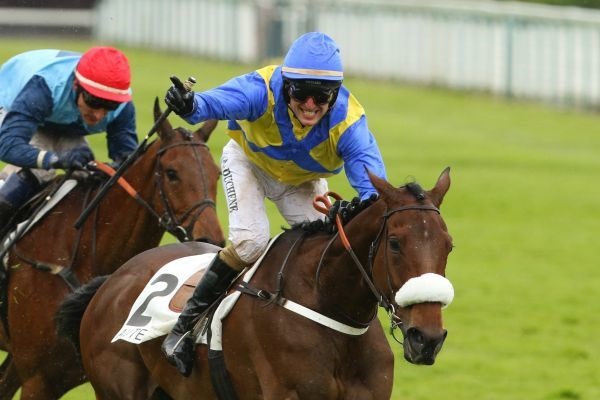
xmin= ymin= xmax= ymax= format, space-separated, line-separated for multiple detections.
xmin=55 ymin=275 xmax=109 ymax=351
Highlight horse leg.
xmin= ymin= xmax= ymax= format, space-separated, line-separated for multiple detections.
xmin=82 ymin=333 xmax=158 ymax=400
xmin=8 ymin=270 xmax=87 ymax=400
xmin=19 ymin=375 xmax=65 ymax=400
xmin=0 ymin=353 xmax=21 ymax=400
xmin=14 ymin=354 xmax=85 ymax=400
xmin=12 ymin=332 xmax=86 ymax=400
xmin=11 ymin=335 xmax=85 ymax=400
xmin=352 ymin=321 xmax=395 ymax=400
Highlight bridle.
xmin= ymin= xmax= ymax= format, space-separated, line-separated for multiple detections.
xmin=153 ymin=135 xmax=216 ymax=242
xmin=368 ymin=203 xmax=441 ymax=341
xmin=368 ymin=204 xmax=441 ymax=306
xmin=314 ymin=194 xmax=441 ymax=336
xmin=91 ymin=131 xmax=216 ymax=242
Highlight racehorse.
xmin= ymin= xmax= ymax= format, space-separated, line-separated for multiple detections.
xmin=0 ymin=99 xmax=225 ymax=400
xmin=57 ymin=168 xmax=454 ymax=399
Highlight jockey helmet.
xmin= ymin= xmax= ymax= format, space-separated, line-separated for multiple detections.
xmin=75 ymin=47 xmax=132 ymax=103
xmin=282 ymin=32 xmax=344 ymax=83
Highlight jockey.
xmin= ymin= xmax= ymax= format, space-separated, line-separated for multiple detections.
xmin=161 ymin=32 xmax=387 ymax=376
xmin=0 ymin=46 xmax=138 ymax=228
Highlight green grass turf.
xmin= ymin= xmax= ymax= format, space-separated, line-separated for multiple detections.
xmin=1 ymin=37 xmax=599 ymax=399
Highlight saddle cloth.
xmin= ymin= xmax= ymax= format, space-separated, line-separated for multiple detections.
xmin=111 ymin=253 xmax=216 ymax=344
xmin=111 ymin=234 xmax=282 ymax=348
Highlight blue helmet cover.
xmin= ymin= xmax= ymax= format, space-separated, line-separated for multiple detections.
xmin=282 ymin=32 xmax=344 ymax=82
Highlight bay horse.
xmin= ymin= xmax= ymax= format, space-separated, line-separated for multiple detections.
xmin=0 ymin=99 xmax=225 ymax=400
xmin=58 ymin=168 xmax=454 ymax=399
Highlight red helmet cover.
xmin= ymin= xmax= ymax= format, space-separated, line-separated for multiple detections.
xmin=75 ymin=46 xmax=132 ymax=103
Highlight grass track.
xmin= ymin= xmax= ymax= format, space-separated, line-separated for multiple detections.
xmin=1 ymin=37 xmax=599 ymax=399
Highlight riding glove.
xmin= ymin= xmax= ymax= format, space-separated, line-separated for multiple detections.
xmin=165 ymin=76 xmax=195 ymax=117
xmin=50 ymin=145 xmax=95 ymax=170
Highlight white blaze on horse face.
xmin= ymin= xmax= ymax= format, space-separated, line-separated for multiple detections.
xmin=394 ymin=273 xmax=454 ymax=309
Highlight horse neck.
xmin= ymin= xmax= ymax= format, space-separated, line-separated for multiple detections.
xmin=95 ymin=143 xmax=164 ymax=273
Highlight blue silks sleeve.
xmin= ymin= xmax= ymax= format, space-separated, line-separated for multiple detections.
xmin=0 ymin=76 xmax=54 ymax=168
xmin=183 ymin=72 xmax=268 ymax=124
xmin=105 ymin=102 xmax=138 ymax=162
xmin=337 ymin=115 xmax=387 ymax=199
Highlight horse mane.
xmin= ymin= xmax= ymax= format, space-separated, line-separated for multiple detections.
xmin=287 ymin=195 xmax=379 ymax=234
xmin=405 ymin=181 xmax=425 ymax=201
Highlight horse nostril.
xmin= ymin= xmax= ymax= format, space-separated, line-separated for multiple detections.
xmin=407 ymin=327 xmax=424 ymax=345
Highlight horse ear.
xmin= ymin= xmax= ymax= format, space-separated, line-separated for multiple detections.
xmin=153 ymin=97 xmax=163 ymax=121
xmin=195 ymin=119 xmax=218 ymax=142
xmin=154 ymin=97 xmax=174 ymax=139
xmin=368 ymin=170 xmax=395 ymax=199
xmin=429 ymin=167 xmax=451 ymax=207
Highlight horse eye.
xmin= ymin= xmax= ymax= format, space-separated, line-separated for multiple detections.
xmin=165 ymin=169 xmax=179 ymax=181
xmin=389 ymin=237 xmax=401 ymax=252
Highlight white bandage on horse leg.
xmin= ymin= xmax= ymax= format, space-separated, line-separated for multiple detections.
xmin=394 ymin=273 xmax=454 ymax=308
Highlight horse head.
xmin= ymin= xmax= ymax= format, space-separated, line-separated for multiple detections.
xmin=369 ymin=167 xmax=453 ymax=365
xmin=148 ymin=98 xmax=225 ymax=246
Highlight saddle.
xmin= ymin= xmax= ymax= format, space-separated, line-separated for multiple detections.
xmin=169 ymin=269 xmax=206 ymax=313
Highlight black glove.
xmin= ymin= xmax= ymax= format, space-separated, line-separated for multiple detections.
xmin=328 ymin=200 xmax=351 ymax=222
xmin=50 ymin=145 xmax=95 ymax=170
xmin=165 ymin=76 xmax=195 ymax=116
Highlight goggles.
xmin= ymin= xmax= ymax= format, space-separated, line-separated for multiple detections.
xmin=80 ymin=89 xmax=121 ymax=111
xmin=287 ymin=81 xmax=338 ymax=105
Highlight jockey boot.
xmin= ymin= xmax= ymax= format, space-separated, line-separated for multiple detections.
xmin=161 ymin=252 xmax=239 ymax=377
xmin=0 ymin=169 xmax=41 ymax=230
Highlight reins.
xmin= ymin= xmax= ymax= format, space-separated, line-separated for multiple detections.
xmin=313 ymin=193 xmax=393 ymax=312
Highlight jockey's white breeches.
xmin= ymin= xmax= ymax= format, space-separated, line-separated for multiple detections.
xmin=221 ymin=140 xmax=328 ymax=264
